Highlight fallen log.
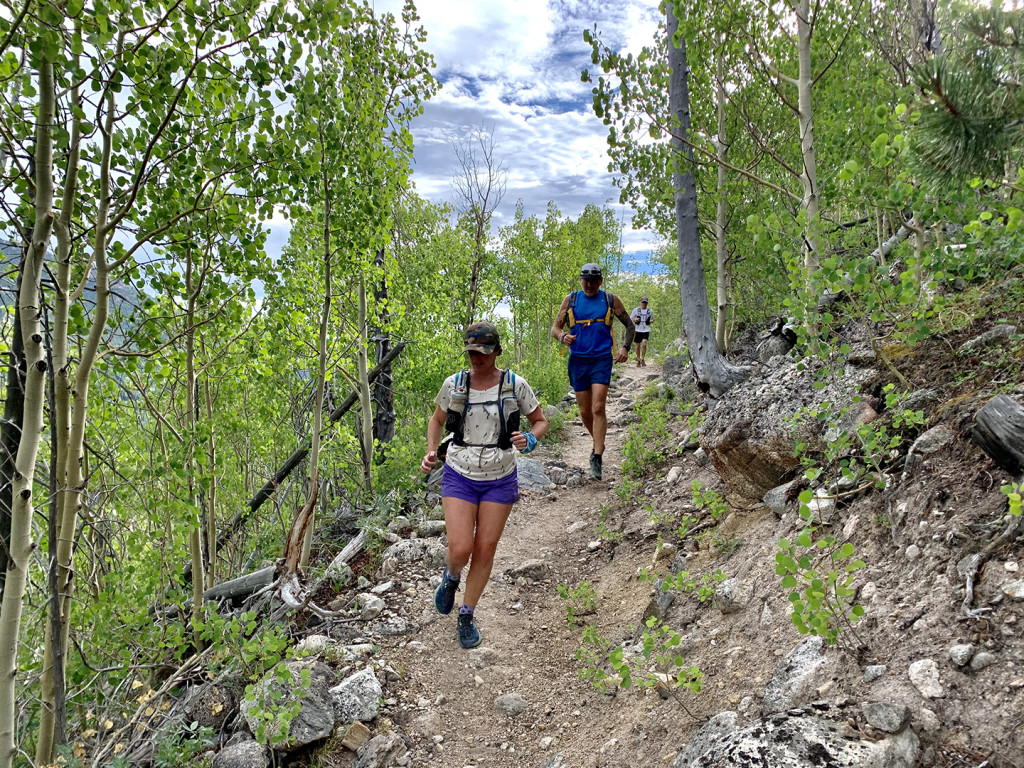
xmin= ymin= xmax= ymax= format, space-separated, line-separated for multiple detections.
xmin=201 ymin=565 xmax=276 ymax=602
xmin=972 ymin=394 xmax=1024 ymax=475
xmin=155 ymin=564 xmax=279 ymax=618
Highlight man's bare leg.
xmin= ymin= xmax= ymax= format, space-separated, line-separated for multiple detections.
xmin=575 ymin=389 xmax=594 ymax=437
xmin=590 ymin=383 xmax=609 ymax=455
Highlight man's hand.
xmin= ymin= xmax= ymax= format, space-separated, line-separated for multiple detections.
xmin=614 ymin=347 xmax=629 ymax=363
xmin=420 ymin=450 xmax=437 ymax=474
xmin=561 ymin=332 xmax=577 ymax=347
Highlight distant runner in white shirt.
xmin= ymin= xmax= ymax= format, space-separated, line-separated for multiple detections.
xmin=630 ymin=298 xmax=653 ymax=367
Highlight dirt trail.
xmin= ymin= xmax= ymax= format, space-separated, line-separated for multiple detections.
xmin=387 ymin=361 xmax=697 ymax=768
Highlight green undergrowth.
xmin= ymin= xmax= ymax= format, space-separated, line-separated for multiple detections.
xmin=560 ymin=579 xmax=703 ymax=713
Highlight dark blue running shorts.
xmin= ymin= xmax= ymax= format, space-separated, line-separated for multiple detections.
xmin=568 ymin=354 xmax=613 ymax=392
xmin=441 ymin=464 xmax=519 ymax=506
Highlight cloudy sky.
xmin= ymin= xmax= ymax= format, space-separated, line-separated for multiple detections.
xmin=267 ymin=0 xmax=666 ymax=268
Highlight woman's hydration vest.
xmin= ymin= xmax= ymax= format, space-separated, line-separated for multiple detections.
xmin=444 ymin=369 xmax=521 ymax=450
xmin=566 ymin=290 xmax=615 ymax=357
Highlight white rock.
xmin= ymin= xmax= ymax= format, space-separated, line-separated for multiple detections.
xmin=355 ymin=593 xmax=385 ymax=621
xmin=908 ymin=659 xmax=944 ymax=698
xmin=906 ymin=545 xmax=921 ymax=561
xmin=566 ymin=520 xmax=589 ymax=534
xmin=863 ymin=665 xmax=886 ymax=682
xmin=330 ymin=667 xmax=383 ymax=722
xmin=295 ymin=635 xmax=331 ymax=655
xmin=861 ymin=582 xmax=877 ymax=602
xmin=917 ymin=708 xmax=941 ymax=735
xmin=949 ymin=644 xmax=974 ymax=667
xmin=654 ymin=542 xmax=677 ymax=564
xmin=763 ymin=636 xmax=826 ymax=714
xmin=665 ymin=466 xmax=684 ymax=485
xmin=805 ymin=489 xmax=836 ymax=521
xmin=1002 ymin=579 xmax=1024 ymax=600
xmin=539 ymin=736 xmax=554 ymax=750
xmin=587 ymin=541 xmax=601 ymax=552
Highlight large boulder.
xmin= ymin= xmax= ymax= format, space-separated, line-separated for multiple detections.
xmin=700 ymin=359 xmax=875 ymax=501
xmin=673 ymin=708 xmax=919 ymax=768
xmin=240 ymin=659 xmax=337 ymax=752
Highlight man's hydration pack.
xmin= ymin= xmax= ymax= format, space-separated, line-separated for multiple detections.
xmin=444 ymin=368 xmax=521 ymax=450
xmin=567 ymin=290 xmax=616 ymax=347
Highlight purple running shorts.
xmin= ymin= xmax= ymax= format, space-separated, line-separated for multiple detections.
xmin=441 ymin=464 xmax=519 ymax=506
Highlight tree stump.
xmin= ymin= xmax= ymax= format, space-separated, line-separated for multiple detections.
xmin=972 ymin=395 xmax=1024 ymax=474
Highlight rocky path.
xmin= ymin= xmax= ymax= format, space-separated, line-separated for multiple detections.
xmin=386 ymin=361 xmax=688 ymax=768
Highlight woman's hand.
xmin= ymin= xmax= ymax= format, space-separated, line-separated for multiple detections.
xmin=420 ymin=450 xmax=437 ymax=474
xmin=511 ymin=432 xmax=537 ymax=453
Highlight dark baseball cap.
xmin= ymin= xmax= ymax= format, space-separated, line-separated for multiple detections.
xmin=640 ymin=296 xmax=648 ymax=303
xmin=579 ymin=262 xmax=602 ymax=278
xmin=463 ymin=321 xmax=500 ymax=354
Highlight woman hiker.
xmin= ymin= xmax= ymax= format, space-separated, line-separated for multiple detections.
xmin=419 ymin=322 xmax=548 ymax=648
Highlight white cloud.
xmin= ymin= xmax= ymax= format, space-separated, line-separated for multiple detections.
xmin=367 ymin=0 xmax=668 ymax=261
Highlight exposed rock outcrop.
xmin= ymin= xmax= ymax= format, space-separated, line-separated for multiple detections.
xmin=673 ymin=708 xmax=920 ymax=768
xmin=701 ymin=359 xmax=876 ymax=501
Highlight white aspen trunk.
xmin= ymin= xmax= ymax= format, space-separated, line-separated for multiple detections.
xmin=0 ymin=59 xmax=55 ymax=768
xmin=53 ymin=89 xmax=118 ymax=694
xmin=795 ymin=0 xmax=821 ymax=279
xmin=911 ymin=218 xmax=925 ymax=291
xmin=714 ymin=38 xmax=730 ymax=354
xmin=36 ymin=73 xmax=82 ymax=767
xmin=184 ymin=254 xmax=205 ymax=648
xmin=876 ymin=209 xmax=885 ymax=267
xmin=203 ymin=362 xmax=217 ymax=590
xmin=357 ymin=272 xmax=374 ymax=496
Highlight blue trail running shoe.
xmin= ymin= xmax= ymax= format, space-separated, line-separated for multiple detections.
xmin=458 ymin=612 xmax=482 ymax=649
xmin=434 ymin=569 xmax=460 ymax=615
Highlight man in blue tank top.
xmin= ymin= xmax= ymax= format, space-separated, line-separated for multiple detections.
xmin=550 ymin=263 xmax=635 ymax=479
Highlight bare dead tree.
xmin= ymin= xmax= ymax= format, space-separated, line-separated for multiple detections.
xmin=450 ymin=125 xmax=508 ymax=328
